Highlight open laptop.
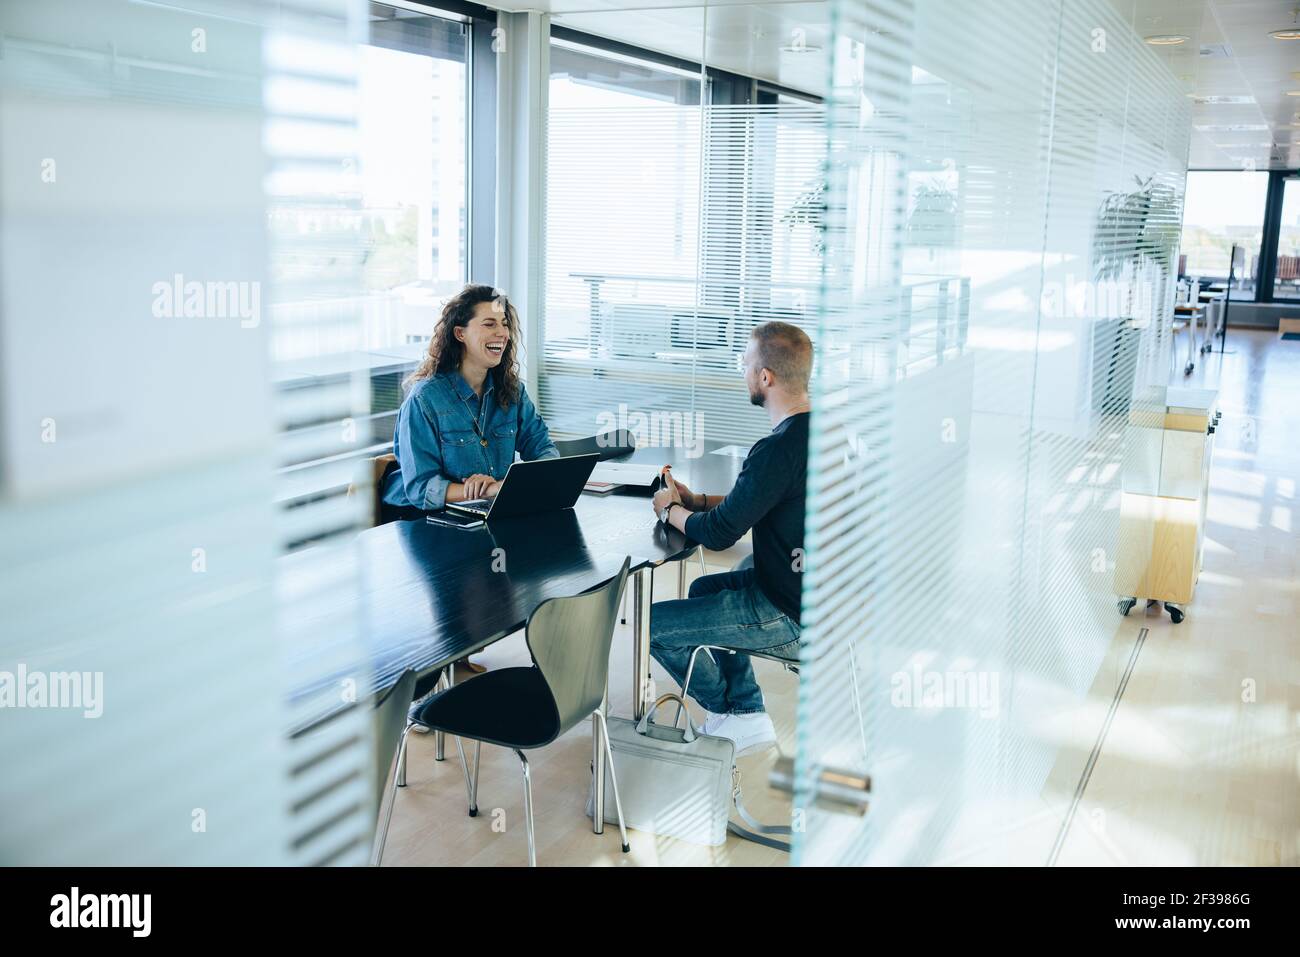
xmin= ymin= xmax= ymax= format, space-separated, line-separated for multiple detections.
xmin=440 ymin=453 xmax=599 ymax=525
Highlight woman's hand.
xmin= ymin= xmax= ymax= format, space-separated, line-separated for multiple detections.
xmin=461 ymin=474 xmax=496 ymax=500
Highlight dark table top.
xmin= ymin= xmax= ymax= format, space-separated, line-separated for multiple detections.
xmin=286 ymin=440 xmax=749 ymax=726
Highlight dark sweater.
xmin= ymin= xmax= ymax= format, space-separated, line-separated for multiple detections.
xmin=684 ymin=412 xmax=808 ymax=623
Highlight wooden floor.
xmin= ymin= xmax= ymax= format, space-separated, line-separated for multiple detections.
xmin=1054 ymin=327 xmax=1300 ymax=866
xmin=383 ymin=327 xmax=1298 ymax=867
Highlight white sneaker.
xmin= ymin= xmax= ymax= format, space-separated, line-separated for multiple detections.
xmin=696 ymin=710 xmax=724 ymax=735
xmin=702 ymin=712 xmax=776 ymax=757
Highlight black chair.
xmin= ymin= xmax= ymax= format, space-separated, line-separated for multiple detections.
xmin=370 ymin=668 xmax=417 ymax=866
xmin=405 ymin=558 xmax=634 ymax=866
xmin=553 ymin=429 xmax=637 ymax=460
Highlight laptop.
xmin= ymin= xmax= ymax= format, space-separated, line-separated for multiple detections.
xmin=441 ymin=453 xmax=599 ymax=525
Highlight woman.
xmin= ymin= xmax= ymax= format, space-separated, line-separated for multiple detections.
xmin=382 ymin=284 xmax=557 ymax=692
xmin=381 ymin=284 xmax=558 ymax=519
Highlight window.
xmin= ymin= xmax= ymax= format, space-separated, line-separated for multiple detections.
xmin=271 ymin=3 xmax=472 ymax=525
xmin=359 ymin=4 xmax=468 ymax=345
xmin=543 ymin=35 xmax=824 ymax=445
xmin=544 ymin=40 xmax=705 ymax=438
xmin=1178 ymin=170 xmax=1269 ymax=300
xmin=1273 ymin=177 xmax=1300 ymax=301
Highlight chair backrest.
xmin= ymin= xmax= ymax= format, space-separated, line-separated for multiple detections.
xmin=524 ymin=557 xmax=631 ymax=734
xmin=553 ymin=430 xmax=637 ymax=461
xmin=347 ymin=454 xmax=398 ymax=527
xmin=371 ymin=669 xmax=417 ymax=822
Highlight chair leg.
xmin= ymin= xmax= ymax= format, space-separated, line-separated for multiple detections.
xmin=674 ymin=643 xmax=713 ymax=727
xmin=595 ymin=711 xmax=630 ymax=853
xmin=455 ymin=736 xmax=481 ymax=816
xmin=515 ymin=749 xmax=537 ymax=867
xmin=698 ymin=547 xmax=708 ymax=575
xmin=396 ymin=723 xmax=413 ymax=788
xmin=677 ymin=556 xmax=688 ymax=598
xmin=372 ymin=747 xmax=403 ymax=866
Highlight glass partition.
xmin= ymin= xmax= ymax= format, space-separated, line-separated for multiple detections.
xmin=797 ymin=0 xmax=1188 ymax=866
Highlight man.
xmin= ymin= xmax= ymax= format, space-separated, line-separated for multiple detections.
xmin=650 ymin=321 xmax=811 ymax=756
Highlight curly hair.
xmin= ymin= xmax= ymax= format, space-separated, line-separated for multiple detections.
xmin=404 ymin=284 xmax=521 ymax=409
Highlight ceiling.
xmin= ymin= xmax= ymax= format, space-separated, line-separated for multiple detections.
xmin=481 ymin=0 xmax=1300 ymax=169
xmin=542 ymin=0 xmax=832 ymax=98
xmin=1123 ymin=0 xmax=1300 ymax=170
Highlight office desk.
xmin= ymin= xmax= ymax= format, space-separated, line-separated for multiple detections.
xmin=286 ymin=439 xmax=748 ymax=833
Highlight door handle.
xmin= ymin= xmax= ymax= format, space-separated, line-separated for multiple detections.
xmin=768 ymin=755 xmax=871 ymax=816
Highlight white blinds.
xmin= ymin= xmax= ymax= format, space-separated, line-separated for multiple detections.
xmin=265 ymin=1 xmax=376 ymax=866
xmin=543 ymin=99 xmax=826 ymax=448
xmin=797 ymin=0 xmax=1190 ymax=865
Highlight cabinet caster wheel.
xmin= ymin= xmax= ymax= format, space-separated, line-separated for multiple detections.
xmin=1118 ymin=597 xmax=1137 ymax=616
xmin=1164 ymin=602 xmax=1184 ymax=624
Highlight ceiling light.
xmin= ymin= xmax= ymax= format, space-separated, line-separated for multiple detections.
xmin=1188 ymin=94 xmax=1256 ymax=105
xmin=1194 ymin=123 xmax=1270 ymax=132
xmin=1272 ymin=7 xmax=1300 ymax=39
xmin=1145 ymin=34 xmax=1189 ymax=45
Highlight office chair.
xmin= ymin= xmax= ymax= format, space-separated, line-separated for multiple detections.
xmin=670 ymin=603 xmax=865 ymax=854
xmin=347 ymin=453 xmax=398 ymax=528
xmin=672 ymin=645 xmax=799 ymax=852
xmin=370 ymin=668 xmax=418 ymax=866
xmin=402 ymin=558 xmax=634 ymax=866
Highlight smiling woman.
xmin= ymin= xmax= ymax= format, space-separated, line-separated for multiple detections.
xmin=380 ymin=283 xmax=560 ymax=517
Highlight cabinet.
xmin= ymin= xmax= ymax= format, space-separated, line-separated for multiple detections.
xmin=1113 ymin=387 xmax=1218 ymax=623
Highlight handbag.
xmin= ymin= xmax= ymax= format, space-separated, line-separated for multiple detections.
xmin=586 ymin=693 xmax=735 ymax=846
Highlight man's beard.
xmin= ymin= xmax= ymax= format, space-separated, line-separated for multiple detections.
xmin=748 ymin=387 xmax=765 ymax=407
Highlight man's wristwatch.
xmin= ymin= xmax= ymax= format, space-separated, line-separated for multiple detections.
xmin=658 ymin=502 xmax=678 ymax=524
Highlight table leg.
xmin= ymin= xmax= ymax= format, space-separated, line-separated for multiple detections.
xmin=435 ymin=664 xmax=451 ymax=761
xmin=632 ymin=566 xmax=654 ymax=721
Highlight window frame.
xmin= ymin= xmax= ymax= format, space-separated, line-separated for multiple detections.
xmin=1183 ymin=166 xmax=1300 ymax=303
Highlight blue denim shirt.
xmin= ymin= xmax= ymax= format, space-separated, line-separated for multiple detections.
xmin=382 ymin=371 xmax=558 ymax=511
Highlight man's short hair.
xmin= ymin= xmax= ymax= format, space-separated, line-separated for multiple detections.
xmin=750 ymin=321 xmax=812 ymax=392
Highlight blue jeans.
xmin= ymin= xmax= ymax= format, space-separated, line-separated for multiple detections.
xmin=649 ymin=557 xmax=800 ymax=716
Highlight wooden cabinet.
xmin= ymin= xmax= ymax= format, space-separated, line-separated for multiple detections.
xmin=1114 ymin=388 xmax=1218 ymax=620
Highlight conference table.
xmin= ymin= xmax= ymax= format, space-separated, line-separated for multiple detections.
xmin=285 ymin=440 xmax=748 ymax=834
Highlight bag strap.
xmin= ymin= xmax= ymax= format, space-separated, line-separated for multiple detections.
xmin=635 ymin=693 xmax=697 ymax=742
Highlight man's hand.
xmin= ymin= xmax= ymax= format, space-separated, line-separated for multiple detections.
xmin=652 ymin=467 xmax=682 ymax=518
xmin=462 ymin=474 xmax=496 ymax=500
xmin=652 ymin=486 xmax=679 ymax=514
xmin=669 ymin=476 xmax=696 ymax=507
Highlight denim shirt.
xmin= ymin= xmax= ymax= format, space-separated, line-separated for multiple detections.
xmin=382 ymin=371 xmax=558 ymax=511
